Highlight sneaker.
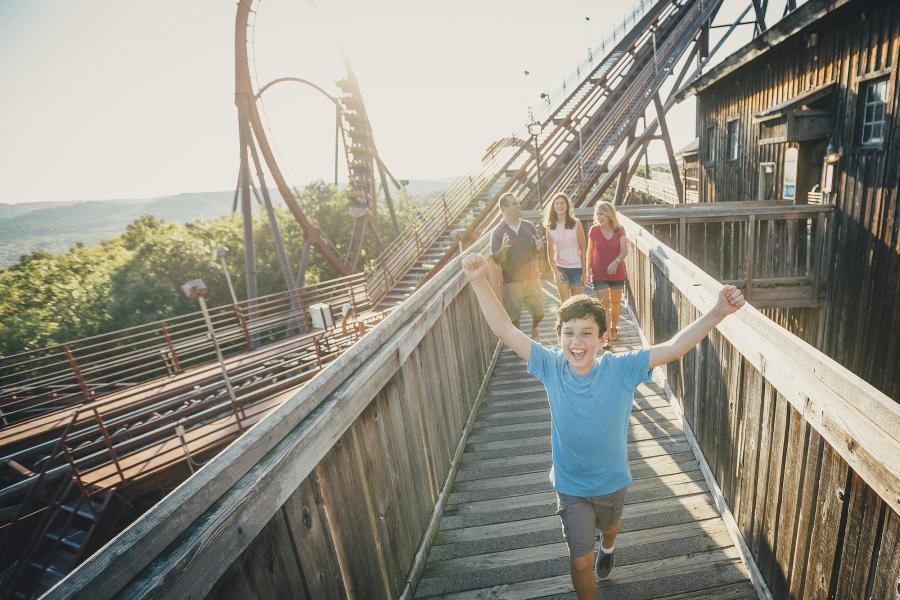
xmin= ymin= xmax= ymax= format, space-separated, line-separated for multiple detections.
xmin=595 ymin=547 xmax=614 ymax=581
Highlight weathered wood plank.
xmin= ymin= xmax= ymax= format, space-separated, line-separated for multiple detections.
xmin=281 ymin=475 xmax=346 ymax=600
xmin=317 ymin=425 xmax=392 ymax=599
xmin=205 ymin=509 xmax=308 ymax=600
xmin=801 ymin=446 xmax=850 ymax=600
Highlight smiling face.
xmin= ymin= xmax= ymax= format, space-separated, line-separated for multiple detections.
xmin=553 ymin=196 xmax=568 ymax=215
xmin=555 ymin=295 xmax=607 ymax=374
xmin=557 ymin=316 xmax=606 ymax=375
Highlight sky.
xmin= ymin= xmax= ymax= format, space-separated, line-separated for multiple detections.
xmin=0 ymin=0 xmax=795 ymax=204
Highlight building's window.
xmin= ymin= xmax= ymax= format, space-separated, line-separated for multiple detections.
xmin=726 ymin=119 xmax=739 ymax=161
xmin=860 ymin=77 xmax=888 ymax=146
xmin=706 ymin=125 xmax=716 ymax=163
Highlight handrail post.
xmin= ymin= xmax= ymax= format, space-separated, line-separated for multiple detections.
xmin=313 ymin=335 xmax=323 ymax=368
xmin=64 ymin=344 xmax=91 ymax=402
xmin=234 ymin=305 xmax=253 ymax=349
xmin=92 ymin=407 xmax=126 ymax=485
xmin=744 ymin=214 xmax=756 ymax=302
xmin=160 ymin=321 xmax=182 ymax=373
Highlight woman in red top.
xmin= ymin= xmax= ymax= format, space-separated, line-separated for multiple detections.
xmin=585 ymin=201 xmax=628 ymax=348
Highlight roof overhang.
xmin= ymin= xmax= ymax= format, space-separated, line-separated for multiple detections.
xmin=675 ymin=138 xmax=699 ymax=157
xmin=753 ymin=82 xmax=836 ymax=120
xmin=674 ymin=0 xmax=853 ymax=101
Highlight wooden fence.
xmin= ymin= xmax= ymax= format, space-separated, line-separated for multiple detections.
xmin=621 ymin=213 xmax=900 ymax=600
xmin=43 ymin=239 xmax=501 ymax=600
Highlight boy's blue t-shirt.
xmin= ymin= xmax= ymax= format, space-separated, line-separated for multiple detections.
xmin=527 ymin=341 xmax=652 ymax=497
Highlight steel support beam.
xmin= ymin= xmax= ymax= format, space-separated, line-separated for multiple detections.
xmin=654 ymin=93 xmax=684 ymax=203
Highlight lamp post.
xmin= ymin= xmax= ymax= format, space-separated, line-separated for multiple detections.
xmin=181 ymin=279 xmax=245 ymax=429
xmin=528 ymin=120 xmax=544 ymax=207
xmin=216 ymin=246 xmax=239 ymax=306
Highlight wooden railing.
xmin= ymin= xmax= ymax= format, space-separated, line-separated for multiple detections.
xmin=45 ymin=238 xmax=501 ymax=600
xmin=620 ymin=201 xmax=834 ymax=308
xmin=629 ymin=174 xmax=682 ymax=204
xmin=621 ymin=213 xmax=900 ymax=599
xmin=521 ymin=201 xmax=833 ymax=308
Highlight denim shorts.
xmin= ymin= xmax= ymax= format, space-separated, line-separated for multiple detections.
xmin=592 ymin=279 xmax=625 ymax=290
xmin=556 ymin=486 xmax=628 ymax=557
xmin=555 ymin=266 xmax=583 ymax=285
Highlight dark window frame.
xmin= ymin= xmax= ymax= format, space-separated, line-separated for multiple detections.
xmin=705 ymin=124 xmax=717 ymax=165
xmin=726 ymin=117 xmax=740 ymax=161
xmin=857 ymin=75 xmax=890 ymax=149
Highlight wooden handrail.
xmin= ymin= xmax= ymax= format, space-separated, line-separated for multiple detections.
xmin=46 ymin=236 xmax=498 ymax=600
xmin=620 ymin=213 xmax=900 ymax=512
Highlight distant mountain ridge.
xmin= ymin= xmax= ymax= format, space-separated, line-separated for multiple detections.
xmin=0 ymin=179 xmax=458 ymax=268
xmin=0 ymin=191 xmax=237 ymax=268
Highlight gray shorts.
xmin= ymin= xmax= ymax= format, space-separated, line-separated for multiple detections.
xmin=556 ymin=486 xmax=628 ymax=557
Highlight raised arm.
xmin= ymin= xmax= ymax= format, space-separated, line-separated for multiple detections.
xmin=647 ymin=285 xmax=745 ymax=369
xmin=462 ymin=253 xmax=533 ymax=361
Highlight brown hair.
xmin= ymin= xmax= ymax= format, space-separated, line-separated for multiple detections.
xmin=543 ymin=192 xmax=577 ymax=230
xmin=555 ymin=294 xmax=606 ymax=337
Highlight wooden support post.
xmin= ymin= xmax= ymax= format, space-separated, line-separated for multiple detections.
xmin=63 ymin=345 xmax=91 ymax=401
xmin=812 ymin=212 xmax=825 ymax=304
xmin=745 ymin=215 xmax=756 ymax=301
xmin=678 ymin=217 xmax=687 ymax=253
xmin=654 ymin=93 xmax=684 ymax=204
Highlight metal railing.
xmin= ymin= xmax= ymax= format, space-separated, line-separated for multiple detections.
xmin=0 ymin=274 xmax=369 ymax=426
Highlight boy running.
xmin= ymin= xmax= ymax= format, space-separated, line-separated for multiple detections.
xmin=461 ymin=252 xmax=744 ymax=599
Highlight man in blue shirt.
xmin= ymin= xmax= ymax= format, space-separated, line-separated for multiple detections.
xmin=462 ymin=252 xmax=744 ymax=600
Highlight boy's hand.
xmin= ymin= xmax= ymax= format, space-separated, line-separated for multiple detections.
xmin=462 ymin=253 xmax=490 ymax=282
xmin=714 ymin=285 xmax=745 ymax=316
xmin=499 ymin=233 xmax=511 ymax=252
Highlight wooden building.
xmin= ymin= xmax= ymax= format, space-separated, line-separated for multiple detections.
xmin=676 ymin=0 xmax=900 ymax=400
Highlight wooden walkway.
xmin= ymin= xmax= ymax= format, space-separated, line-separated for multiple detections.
xmin=416 ymin=285 xmax=757 ymax=599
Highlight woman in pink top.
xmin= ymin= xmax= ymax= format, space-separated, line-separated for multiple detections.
xmin=544 ymin=193 xmax=587 ymax=301
xmin=586 ymin=201 xmax=628 ymax=348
